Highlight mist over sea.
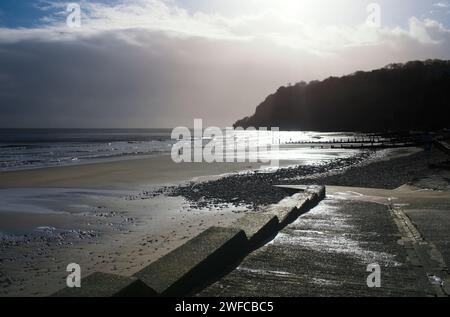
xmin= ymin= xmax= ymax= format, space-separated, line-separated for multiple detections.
xmin=0 ymin=129 xmax=364 ymax=171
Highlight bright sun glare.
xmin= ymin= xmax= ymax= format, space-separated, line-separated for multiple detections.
xmin=229 ymin=0 xmax=358 ymax=25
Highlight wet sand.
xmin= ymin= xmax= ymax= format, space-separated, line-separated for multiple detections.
xmin=0 ymin=147 xmax=440 ymax=296
xmin=0 ymin=155 xmax=267 ymax=189
xmin=0 ymin=156 xmax=268 ymax=296
xmin=0 ymin=190 xmax=244 ymax=296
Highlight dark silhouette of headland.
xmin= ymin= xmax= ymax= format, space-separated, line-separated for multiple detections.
xmin=234 ymin=60 xmax=450 ymax=132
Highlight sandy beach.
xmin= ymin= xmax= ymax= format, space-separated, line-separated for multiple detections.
xmin=0 ymin=155 xmax=267 ymax=189
xmin=0 ymin=146 xmax=447 ymax=296
xmin=0 ymin=149 xmax=321 ymax=296
xmin=0 ymin=155 xmax=271 ymax=296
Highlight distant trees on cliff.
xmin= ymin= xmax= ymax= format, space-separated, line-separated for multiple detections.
xmin=234 ymin=60 xmax=450 ymax=132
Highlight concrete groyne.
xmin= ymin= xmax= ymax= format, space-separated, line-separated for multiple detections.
xmin=52 ymin=185 xmax=326 ymax=297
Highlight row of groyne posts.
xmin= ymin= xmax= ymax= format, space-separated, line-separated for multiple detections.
xmin=52 ymin=186 xmax=326 ymax=297
xmin=286 ymin=133 xmax=438 ymax=149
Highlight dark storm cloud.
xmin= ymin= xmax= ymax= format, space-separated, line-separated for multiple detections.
xmin=2 ymin=0 xmax=450 ymax=128
xmin=0 ymin=31 xmax=296 ymax=128
xmin=0 ymin=32 xmax=176 ymax=128
xmin=0 ymin=29 xmax=324 ymax=128
xmin=1 ymin=20 xmax=450 ymax=128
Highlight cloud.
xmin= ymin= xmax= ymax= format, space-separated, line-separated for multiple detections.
xmin=0 ymin=30 xmax=321 ymax=128
xmin=432 ymin=1 xmax=450 ymax=14
xmin=434 ymin=1 xmax=450 ymax=8
xmin=1 ymin=0 xmax=450 ymax=128
xmin=2 ymin=0 xmax=450 ymax=53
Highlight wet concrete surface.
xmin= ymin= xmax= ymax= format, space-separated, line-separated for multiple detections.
xmin=405 ymin=208 xmax=450 ymax=272
xmin=198 ymin=195 xmax=438 ymax=297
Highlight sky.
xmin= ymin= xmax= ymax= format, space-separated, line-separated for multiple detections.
xmin=0 ymin=0 xmax=450 ymax=128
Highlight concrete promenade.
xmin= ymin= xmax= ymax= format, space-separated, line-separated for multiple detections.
xmin=199 ymin=184 xmax=450 ymax=297
xmin=52 ymin=175 xmax=450 ymax=297
xmin=53 ymin=186 xmax=326 ymax=297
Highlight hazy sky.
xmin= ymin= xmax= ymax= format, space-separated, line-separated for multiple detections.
xmin=1 ymin=0 xmax=450 ymax=128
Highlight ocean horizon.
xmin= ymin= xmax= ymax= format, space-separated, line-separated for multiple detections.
xmin=0 ymin=128 xmax=364 ymax=171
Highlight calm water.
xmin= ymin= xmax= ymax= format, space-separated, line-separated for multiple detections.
xmin=0 ymin=129 xmax=364 ymax=171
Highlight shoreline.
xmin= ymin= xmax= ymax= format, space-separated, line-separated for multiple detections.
xmin=0 ymin=155 xmax=269 ymax=189
xmin=0 ymin=146 xmax=446 ymax=296
xmin=159 ymin=147 xmax=425 ymax=210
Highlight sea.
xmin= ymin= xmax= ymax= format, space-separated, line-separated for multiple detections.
xmin=0 ymin=129 xmax=365 ymax=171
